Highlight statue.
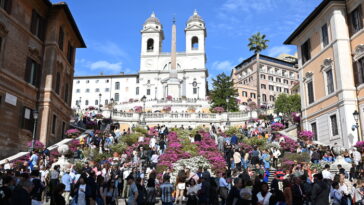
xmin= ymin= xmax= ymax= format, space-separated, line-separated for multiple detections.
xmin=51 ymin=144 xmax=71 ymax=171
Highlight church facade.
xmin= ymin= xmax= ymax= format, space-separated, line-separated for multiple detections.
xmin=72 ymin=11 xmax=209 ymax=110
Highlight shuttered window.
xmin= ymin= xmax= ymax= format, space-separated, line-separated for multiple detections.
xmin=30 ymin=10 xmax=45 ymax=40
xmin=25 ymin=58 xmax=41 ymax=87
xmin=307 ymin=81 xmax=314 ymax=104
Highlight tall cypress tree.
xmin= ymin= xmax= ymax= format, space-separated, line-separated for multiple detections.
xmin=210 ymin=73 xmax=239 ymax=112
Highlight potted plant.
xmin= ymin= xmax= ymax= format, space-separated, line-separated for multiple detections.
xmin=65 ymin=129 xmax=81 ymax=138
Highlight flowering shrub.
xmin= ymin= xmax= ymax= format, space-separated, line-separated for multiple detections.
xmin=129 ymin=98 xmax=134 ymax=103
xmin=248 ymin=118 xmax=259 ymax=123
xmin=355 ymin=141 xmax=364 ymax=151
xmin=27 ymin=140 xmax=44 ymax=150
xmin=167 ymin=95 xmax=173 ymax=101
xmin=259 ymin=104 xmax=267 ymax=109
xmin=213 ymin=106 xmax=225 ymax=113
xmin=271 ymin=122 xmax=285 ymax=131
xmin=238 ymin=143 xmax=253 ymax=153
xmin=86 ymin=120 xmax=97 ymax=129
xmin=298 ymin=130 xmax=314 ymax=141
xmin=87 ymin=106 xmax=96 ymax=110
xmin=65 ymin=129 xmax=81 ymax=138
xmin=95 ymin=114 xmax=103 ymax=119
xmin=248 ymin=101 xmax=257 ymax=110
xmin=134 ymin=106 xmax=143 ymax=113
xmin=68 ymin=139 xmax=80 ymax=152
xmin=291 ymin=112 xmax=301 ymax=123
xmin=279 ymin=135 xmax=299 ymax=152
xmin=163 ymin=106 xmax=171 ymax=112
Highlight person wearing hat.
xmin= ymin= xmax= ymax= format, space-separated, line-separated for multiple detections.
xmin=126 ymin=175 xmax=138 ymax=205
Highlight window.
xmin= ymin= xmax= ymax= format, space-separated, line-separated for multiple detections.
xmin=301 ymin=39 xmax=311 ymax=64
xmin=52 ymin=114 xmax=57 ymax=134
xmin=311 ymin=122 xmax=317 ymax=141
xmin=261 ymin=84 xmax=266 ymax=89
xmin=284 ymin=79 xmax=289 ymax=84
xmin=191 ymin=36 xmax=199 ymax=50
xmin=85 ymin=100 xmax=88 ymax=106
xmin=147 ymin=38 xmax=154 ymax=52
xmin=260 ymin=74 xmax=266 ymax=79
xmin=115 ymin=82 xmax=120 ymax=90
xmin=114 ymin=93 xmax=119 ymax=102
xmin=25 ymin=58 xmax=41 ymax=87
xmin=276 ymin=78 xmax=281 ymax=83
xmin=105 ymin=99 xmax=108 ymax=105
xmin=76 ymin=80 xmax=80 ymax=84
xmin=95 ymin=88 xmax=99 ymax=92
xmin=61 ymin=122 xmax=65 ymax=139
xmin=269 ymin=85 xmax=274 ymax=91
xmin=136 ymin=78 xmax=139 ymax=83
xmin=95 ymin=100 xmax=98 ymax=105
xmin=350 ymin=5 xmax=363 ymax=35
xmin=250 ymin=93 xmax=256 ymax=98
xmin=307 ymin=81 xmax=314 ymax=104
xmin=356 ymin=58 xmax=364 ymax=85
xmin=67 ymin=42 xmax=74 ymax=64
xmin=147 ymin=89 xmax=151 ymax=95
xmin=30 ymin=10 xmax=45 ymax=40
xmin=276 ymin=87 xmax=282 ymax=92
xmin=193 ymin=87 xmax=197 ymax=94
xmin=85 ymin=89 xmax=90 ymax=93
xmin=321 ymin=24 xmax=329 ymax=47
xmin=64 ymin=83 xmax=69 ymax=103
xmin=270 ymin=95 xmax=275 ymax=102
xmin=136 ymin=87 xmax=139 ymax=95
xmin=330 ymin=114 xmax=339 ymax=136
xmin=58 ymin=27 xmax=64 ymax=50
xmin=105 ymin=88 xmax=109 ymax=92
xmin=242 ymin=91 xmax=247 ymax=97
xmin=55 ymin=72 xmax=61 ymax=94
xmin=106 ymin=79 xmax=109 ymax=83
xmin=86 ymin=80 xmax=89 ymax=83
xmin=76 ymin=89 xmax=80 ymax=93
xmin=268 ymin=76 xmax=273 ymax=81
xmin=326 ymin=69 xmax=334 ymax=94
xmin=262 ymin=94 xmax=267 ymax=102
xmin=284 ymin=88 xmax=289 ymax=94
xmin=95 ymin=80 xmax=99 ymax=83
xmin=0 ymin=0 xmax=12 ymax=13
xmin=21 ymin=107 xmax=35 ymax=131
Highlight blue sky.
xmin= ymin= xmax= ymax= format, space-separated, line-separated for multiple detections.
xmin=52 ymin=0 xmax=320 ymax=80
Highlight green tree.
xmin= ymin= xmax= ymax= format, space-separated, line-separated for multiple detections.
xmin=248 ymin=32 xmax=269 ymax=54
xmin=209 ymin=73 xmax=239 ymax=112
xmin=274 ymin=93 xmax=301 ymax=117
xmin=248 ymin=32 xmax=269 ymax=108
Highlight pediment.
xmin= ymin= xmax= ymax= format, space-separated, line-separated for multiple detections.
xmin=354 ymin=44 xmax=364 ymax=61
xmin=186 ymin=25 xmax=204 ymax=30
xmin=141 ymin=27 xmax=160 ymax=33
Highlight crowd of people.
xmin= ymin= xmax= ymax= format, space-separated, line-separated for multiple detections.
xmin=1 ymin=117 xmax=364 ymax=205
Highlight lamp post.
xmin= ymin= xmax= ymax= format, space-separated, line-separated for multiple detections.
xmin=98 ymin=93 xmax=102 ymax=113
xmin=353 ymin=110 xmax=360 ymax=140
xmin=141 ymin=95 xmax=147 ymax=125
xmin=226 ymin=98 xmax=230 ymax=126
xmin=31 ymin=110 xmax=39 ymax=151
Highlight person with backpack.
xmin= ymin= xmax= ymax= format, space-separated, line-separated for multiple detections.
xmin=30 ymin=170 xmax=45 ymax=205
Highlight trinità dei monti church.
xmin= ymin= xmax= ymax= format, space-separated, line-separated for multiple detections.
xmin=72 ymin=11 xmax=210 ymax=112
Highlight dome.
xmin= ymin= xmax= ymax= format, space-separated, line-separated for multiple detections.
xmin=187 ymin=10 xmax=204 ymax=24
xmin=144 ymin=12 xmax=161 ymax=25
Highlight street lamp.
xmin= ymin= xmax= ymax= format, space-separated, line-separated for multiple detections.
xmin=353 ymin=110 xmax=360 ymax=139
xmin=110 ymin=98 xmax=114 ymax=119
xmin=31 ymin=110 xmax=39 ymax=151
xmin=98 ymin=93 xmax=102 ymax=112
xmin=141 ymin=95 xmax=147 ymax=125
xmin=226 ymin=98 xmax=230 ymax=126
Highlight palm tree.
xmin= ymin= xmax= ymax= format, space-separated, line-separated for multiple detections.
xmin=248 ymin=32 xmax=269 ymax=111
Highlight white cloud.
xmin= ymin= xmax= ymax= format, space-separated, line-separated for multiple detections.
xmin=89 ymin=60 xmax=123 ymax=72
xmin=267 ymin=46 xmax=292 ymax=57
xmin=222 ymin=0 xmax=276 ymax=12
xmin=93 ymin=41 xmax=128 ymax=59
xmin=212 ymin=60 xmax=234 ymax=71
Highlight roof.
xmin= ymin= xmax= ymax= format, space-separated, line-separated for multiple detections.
xmin=284 ymin=0 xmax=345 ymax=44
xmin=187 ymin=10 xmax=204 ymax=24
xmin=235 ymin=54 xmax=296 ymax=69
xmin=74 ymin=74 xmax=139 ymax=79
xmin=144 ymin=12 xmax=161 ymax=25
xmin=52 ymin=2 xmax=86 ymax=48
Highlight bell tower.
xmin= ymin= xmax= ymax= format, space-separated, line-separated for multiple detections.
xmin=185 ymin=10 xmax=206 ymax=54
xmin=141 ymin=12 xmax=164 ymax=56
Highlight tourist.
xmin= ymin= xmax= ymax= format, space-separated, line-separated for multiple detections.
xmin=226 ymin=178 xmax=242 ymax=205
xmin=11 ymin=180 xmax=33 ymax=205
xmin=175 ymin=170 xmax=186 ymax=204
xmin=160 ymin=175 xmax=174 ymax=205
xmin=331 ymin=181 xmax=343 ymax=205
xmin=311 ymin=173 xmax=330 ymax=205
xmin=219 ymin=172 xmax=229 ymax=204
xmin=30 ymin=170 xmax=44 ymax=205
xmin=282 ymin=179 xmax=292 ymax=205
xmin=50 ymin=165 xmax=61 ymax=203
xmin=194 ymin=132 xmax=202 ymax=142
xmin=186 ymin=178 xmax=199 ymax=205
xmin=53 ymin=183 xmax=66 ymax=205
xmin=233 ymin=149 xmax=241 ymax=170
xmin=322 ymin=164 xmax=333 ymax=180
xmin=198 ymin=173 xmax=211 ymax=205
xmin=126 ymin=175 xmax=138 ymax=205
xmin=256 ymin=182 xmax=271 ymax=205
xmin=104 ymin=179 xmax=118 ymax=205
xmin=73 ymin=176 xmax=87 ymax=205
xmin=61 ymin=169 xmax=72 ymax=204
xmin=145 ymin=178 xmax=157 ymax=205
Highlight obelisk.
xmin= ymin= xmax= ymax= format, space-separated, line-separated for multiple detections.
xmin=167 ymin=18 xmax=180 ymax=98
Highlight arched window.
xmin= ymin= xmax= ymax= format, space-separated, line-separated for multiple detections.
xmin=262 ymin=94 xmax=267 ymax=102
xmin=191 ymin=36 xmax=199 ymax=50
xmin=147 ymin=39 xmax=154 ymax=52
xmin=270 ymin=95 xmax=275 ymax=102
xmin=85 ymin=100 xmax=89 ymax=105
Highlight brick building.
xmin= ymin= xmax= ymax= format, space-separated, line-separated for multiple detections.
xmin=284 ymin=0 xmax=364 ymax=147
xmin=231 ymin=54 xmax=299 ymax=109
xmin=0 ymin=0 xmax=85 ymax=157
